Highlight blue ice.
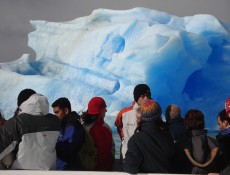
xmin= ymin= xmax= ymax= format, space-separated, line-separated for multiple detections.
xmin=0 ymin=8 xmax=230 ymax=130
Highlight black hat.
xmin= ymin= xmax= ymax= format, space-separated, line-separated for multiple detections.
xmin=133 ymin=84 xmax=151 ymax=102
xmin=17 ymin=89 xmax=36 ymax=107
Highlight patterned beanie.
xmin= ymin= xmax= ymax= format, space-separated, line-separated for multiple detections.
xmin=225 ymin=97 xmax=230 ymax=114
xmin=140 ymin=99 xmax=162 ymax=121
xmin=133 ymin=84 xmax=151 ymax=102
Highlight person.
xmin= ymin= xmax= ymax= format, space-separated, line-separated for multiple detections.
xmin=216 ymin=109 xmax=230 ymax=171
xmin=0 ymin=111 xmax=5 ymax=126
xmin=13 ymin=88 xmax=36 ymax=117
xmin=209 ymin=99 xmax=230 ymax=175
xmin=123 ymin=99 xmax=175 ymax=174
xmin=183 ymin=109 xmax=219 ymax=174
xmin=165 ymin=104 xmax=188 ymax=173
xmin=0 ymin=111 xmax=10 ymax=169
xmin=52 ymin=97 xmax=85 ymax=170
xmin=115 ymin=84 xmax=151 ymax=160
xmin=225 ymin=97 xmax=230 ymax=118
xmin=0 ymin=93 xmax=60 ymax=170
xmin=82 ymin=97 xmax=114 ymax=171
xmin=165 ymin=104 xmax=186 ymax=142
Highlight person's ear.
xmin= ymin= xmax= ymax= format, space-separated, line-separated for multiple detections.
xmin=223 ymin=120 xmax=229 ymax=128
xmin=64 ymin=108 xmax=69 ymax=115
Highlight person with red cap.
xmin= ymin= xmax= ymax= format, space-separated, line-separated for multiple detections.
xmin=115 ymin=84 xmax=151 ymax=161
xmin=81 ymin=97 xmax=114 ymax=171
xmin=225 ymin=98 xmax=230 ymax=118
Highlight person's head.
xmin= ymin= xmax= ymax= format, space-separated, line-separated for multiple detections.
xmin=165 ymin=104 xmax=181 ymax=122
xmin=184 ymin=109 xmax=205 ymax=130
xmin=14 ymin=88 xmax=36 ymax=117
xmin=217 ymin=109 xmax=230 ymax=131
xmin=17 ymin=89 xmax=36 ymax=107
xmin=139 ymin=99 xmax=162 ymax=122
xmin=133 ymin=84 xmax=151 ymax=106
xmin=87 ymin=97 xmax=107 ymax=118
xmin=52 ymin=97 xmax=71 ymax=120
xmin=19 ymin=93 xmax=49 ymax=116
xmin=225 ymin=97 xmax=230 ymax=118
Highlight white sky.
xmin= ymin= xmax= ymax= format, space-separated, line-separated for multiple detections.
xmin=0 ymin=0 xmax=229 ymax=62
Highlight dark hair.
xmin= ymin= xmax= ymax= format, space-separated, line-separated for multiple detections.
xmin=17 ymin=89 xmax=36 ymax=107
xmin=184 ymin=109 xmax=205 ymax=130
xmin=80 ymin=111 xmax=98 ymax=124
xmin=218 ymin=109 xmax=230 ymax=123
xmin=52 ymin=97 xmax=71 ymax=112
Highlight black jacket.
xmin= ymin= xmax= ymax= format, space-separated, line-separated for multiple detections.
xmin=167 ymin=117 xmax=186 ymax=142
xmin=221 ymin=164 xmax=230 ymax=175
xmin=216 ymin=132 xmax=230 ymax=170
xmin=123 ymin=121 xmax=175 ymax=174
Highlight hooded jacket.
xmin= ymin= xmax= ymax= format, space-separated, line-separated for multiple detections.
xmin=0 ymin=94 xmax=60 ymax=170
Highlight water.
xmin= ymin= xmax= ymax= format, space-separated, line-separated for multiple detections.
xmin=113 ymin=132 xmax=121 ymax=159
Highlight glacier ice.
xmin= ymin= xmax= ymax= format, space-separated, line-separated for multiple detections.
xmin=0 ymin=7 xmax=230 ymax=130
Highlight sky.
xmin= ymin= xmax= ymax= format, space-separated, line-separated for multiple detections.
xmin=0 ymin=0 xmax=230 ymax=63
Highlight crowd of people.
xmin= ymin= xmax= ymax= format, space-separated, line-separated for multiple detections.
xmin=0 ymin=85 xmax=229 ymax=175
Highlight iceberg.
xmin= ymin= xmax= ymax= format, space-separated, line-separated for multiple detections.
xmin=0 ymin=7 xmax=230 ymax=130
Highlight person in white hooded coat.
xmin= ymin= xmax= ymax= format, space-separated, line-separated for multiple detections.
xmin=0 ymin=93 xmax=60 ymax=170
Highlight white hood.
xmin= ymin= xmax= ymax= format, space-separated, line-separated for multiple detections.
xmin=19 ymin=94 xmax=49 ymax=115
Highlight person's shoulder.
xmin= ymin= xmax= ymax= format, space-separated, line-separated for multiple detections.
xmin=118 ymin=105 xmax=134 ymax=115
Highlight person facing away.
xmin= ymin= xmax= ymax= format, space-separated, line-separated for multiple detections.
xmin=165 ymin=104 xmax=186 ymax=142
xmin=115 ymin=84 xmax=151 ymax=160
xmin=123 ymin=99 xmax=175 ymax=174
xmin=52 ymin=97 xmax=85 ymax=170
xmin=216 ymin=109 xmax=230 ymax=171
xmin=13 ymin=88 xmax=36 ymax=117
xmin=1 ymin=89 xmax=35 ymax=169
xmin=81 ymin=97 xmax=114 ymax=171
xmin=0 ymin=93 xmax=61 ymax=170
xmin=183 ymin=109 xmax=219 ymax=174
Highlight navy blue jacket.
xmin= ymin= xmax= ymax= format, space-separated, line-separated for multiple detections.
xmin=167 ymin=117 xmax=186 ymax=142
xmin=56 ymin=112 xmax=85 ymax=170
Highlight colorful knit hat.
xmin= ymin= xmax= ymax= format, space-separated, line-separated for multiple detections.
xmin=225 ymin=97 xmax=230 ymax=114
xmin=140 ymin=99 xmax=162 ymax=121
xmin=133 ymin=84 xmax=151 ymax=102
xmin=88 ymin=97 xmax=107 ymax=115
